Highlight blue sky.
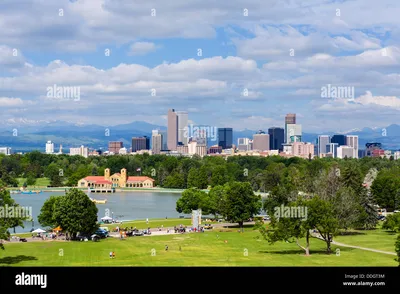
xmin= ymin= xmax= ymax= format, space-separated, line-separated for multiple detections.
xmin=1 ymin=0 xmax=400 ymax=134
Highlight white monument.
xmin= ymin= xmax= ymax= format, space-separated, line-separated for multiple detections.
xmin=191 ymin=209 xmax=202 ymax=229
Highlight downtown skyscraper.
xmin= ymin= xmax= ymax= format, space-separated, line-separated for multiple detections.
xmin=285 ymin=113 xmax=296 ymax=143
xmin=167 ymin=109 xmax=178 ymax=151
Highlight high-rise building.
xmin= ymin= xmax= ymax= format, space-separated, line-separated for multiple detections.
xmin=346 ymin=135 xmax=359 ymax=158
xmin=253 ymin=133 xmax=270 ymax=151
xmin=365 ymin=142 xmax=382 ymax=157
xmin=218 ymin=128 xmax=233 ymax=149
xmin=326 ymin=143 xmax=339 ymax=158
xmin=318 ymin=135 xmax=331 ymax=156
xmin=286 ymin=124 xmax=302 ymax=143
xmin=159 ymin=130 xmax=168 ymax=150
xmin=188 ymin=141 xmax=207 ymax=157
xmin=132 ymin=137 xmax=149 ymax=152
xmin=0 ymin=147 xmax=11 ymax=155
xmin=292 ymin=142 xmax=314 ymax=158
xmin=268 ymin=127 xmax=284 ymax=151
xmin=331 ymin=135 xmax=346 ymax=146
xmin=237 ymin=138 xmax=251 ymax=151
xmin=285 ymin=114 xmax=296 ymax=143
xmin=70 ymin=145 xmax=89 ymax=158
xmin=337 ymin=146 xmax=355 ymax=159
xmin=176 ymin=111 xmax=188 ymax=146
xmin=152 ymin=133 xmax=162 ymax=154
xmin=108 ymin=141 xmax=123 ymax=154
xmin=167 ymin=109 xmax=178 ymax=151
xmin=45 ymin=141 xmax=54 ymax=154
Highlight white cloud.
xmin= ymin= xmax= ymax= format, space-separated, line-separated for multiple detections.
xmin=0 ymin=97 xmax=24 ymax=107
xmin=128 ymin=42 xmax=158 ymax=56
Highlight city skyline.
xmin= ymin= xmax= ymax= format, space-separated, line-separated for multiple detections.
xmin=1 ymin=1 xmax=399 ymax=133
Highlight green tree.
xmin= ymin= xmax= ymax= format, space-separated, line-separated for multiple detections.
xmin=211 ymin=165 xmax=228 ymax=187
xmin=220 ymin=182 xmax=262 ymax=231
xmin=258 ymin=198 xmax=312 ymax=255
xmin=26 ymin=175 xmax=36 ymax=186
xmin=395 ymin=234 xmax=400 ymax=266
xmin=38 ymin=196 xmax=62 ymax=228
xmin=163 ymin=172 xmax=185 ymax=189
xmin=382 ymin=213 xmax=400 ymax=232
xmin=307 ymin=196 xmax=339 ymax=253
xmin=0 ymin=185 xmax=28 ymax=249
xmin=66 ymin=167 xmax=89 ymax=187
xmin=208 ymin=185 xmax=225 ymax=218
xmin=187 ymin=168 xmax=199 ymax=188
xmin=53 ymin=188 xmax=98 ymax=239
xmin=50 ymin=174 xmax=63 ymax=187
xmin=371 ymin=171 xmax=400 ymax=211
xmin=176 ymin=188 xmax=210 ymax=214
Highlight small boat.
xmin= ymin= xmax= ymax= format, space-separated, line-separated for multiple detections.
xmin=90 ymin=197 xmax=107 ymax=204
xmin=10 ymin=190 xmax=21 ymax=194
xmin=21 ymin=190 xmax=42 ymax=194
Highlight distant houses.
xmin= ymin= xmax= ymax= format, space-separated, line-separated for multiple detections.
xmin=78 ymin=168 xmax=155 ymax=189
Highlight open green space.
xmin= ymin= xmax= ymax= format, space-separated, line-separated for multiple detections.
xmin=102 ymin=218 xmax=195 ymax=230
xmin=334 ymin=228 xmax=397 ymax=253
xmin=16 ymin=177 xmax=50 ymax=188
xmin=2 ymin=226 xmax=397 ymax=266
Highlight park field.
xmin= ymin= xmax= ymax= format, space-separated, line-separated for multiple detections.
xmin=1 ymin=225 xmax=398 ymax=266
xmin=16 ymin=177 xmax=50 ymax=188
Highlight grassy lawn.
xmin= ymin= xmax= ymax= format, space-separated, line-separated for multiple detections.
xmin=16 ymin=177 xmax=50 ymax=188
xmin=2 ymin=226 xmax=398 ymax=266
xmin=334 ymin=228 xmax=398 ymax=253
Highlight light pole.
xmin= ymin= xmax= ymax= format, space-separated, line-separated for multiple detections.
xmin=112 ymin=211 xmax=114 ymax=221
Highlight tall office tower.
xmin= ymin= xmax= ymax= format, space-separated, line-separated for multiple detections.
xmin=176 ymin=111 xmax=188 ymax=145
xmin=237 ymin=138 xmax=251 ymax=151
xmin=70 ymin=145 xmax=89 ymax=158
xmin=151 ymin=133 xmax=162 ymax=154
xmin=285 ymin=114 xmax=296 ymax=143
xmin=159 ymin=130 xmax=168 ymax=150
xmin=0 ymin=147 xmax=12 ymax=155
xmin=167 ymin=109 xmax=178 ymax=151
xmin=326 ymin=143 xmax=339 ymax=158
xmin=292 ymin=142 xmax=314 ymax=158
xmin=192 ymin=129 xmax=207 ymax=146
xmin=268 ymin=127 xmax=284 ymax=151
xmin=365 ymin=142 xmax=382 ymax=157
xmin=318 ymin=135 xmax=331 ymax=155
xmin=337 ymin=146 xmax=355 ymax=159
xmin=131 ymin=137 xmax=149 ymax=152
xmin=331 ymin=134 xmax=346 ymax=146
xmin=286 ymin=124 xmax=302 ymax=143
xmin=108 ymin=141 xmax=123 ymax=154
xmin=218 ymin=128 xmax=233 ymax=149
xmin=346 ymin=135 xmax=359 ymax=158
xmin=45 ymin=141 xmax=54 ymax=154
xmin=253 ymin=133 xmax=270 ymax=151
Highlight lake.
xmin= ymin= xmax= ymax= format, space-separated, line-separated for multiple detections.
xmin=9 ymin=191 xmax=186 ymax=233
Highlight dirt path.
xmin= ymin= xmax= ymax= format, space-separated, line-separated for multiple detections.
xmin=311 ymin=233 xmax=396 ymax=256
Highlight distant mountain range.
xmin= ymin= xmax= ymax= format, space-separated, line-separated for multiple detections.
xmin=1 ymin=119 xmax=400 ymax=152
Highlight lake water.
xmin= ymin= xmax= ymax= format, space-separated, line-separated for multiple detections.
xmin=9 ymin=191 xmax=187 ymax=233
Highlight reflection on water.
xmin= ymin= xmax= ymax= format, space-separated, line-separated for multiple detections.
xmin=9 ymin=191 xmax=186 ymax=233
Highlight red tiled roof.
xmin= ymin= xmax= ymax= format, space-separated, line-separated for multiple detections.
xmin=127 ymin=176 xmax=155 ymax=182
xmin=112 ymin=173 xmax=121 ymax=176
xmin=83 ymin=176 xmax=112 ymax=184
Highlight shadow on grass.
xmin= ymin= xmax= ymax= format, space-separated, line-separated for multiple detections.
xmin=259 ymin=246 xmax=355 ymax=256
xmin=0 ymin=255 xmax=38 ymax=265
xmin=338 ymin=231 xmax=366 ymax=236
xmin=225 ymin=225 xmax=255 ymax=229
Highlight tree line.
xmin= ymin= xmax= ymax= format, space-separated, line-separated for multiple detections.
xmin=1 ymin=152 xmax=399 ymax=211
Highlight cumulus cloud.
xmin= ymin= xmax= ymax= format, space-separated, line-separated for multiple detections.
xmin=128 ymin=42 xmax=159 ymax=56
